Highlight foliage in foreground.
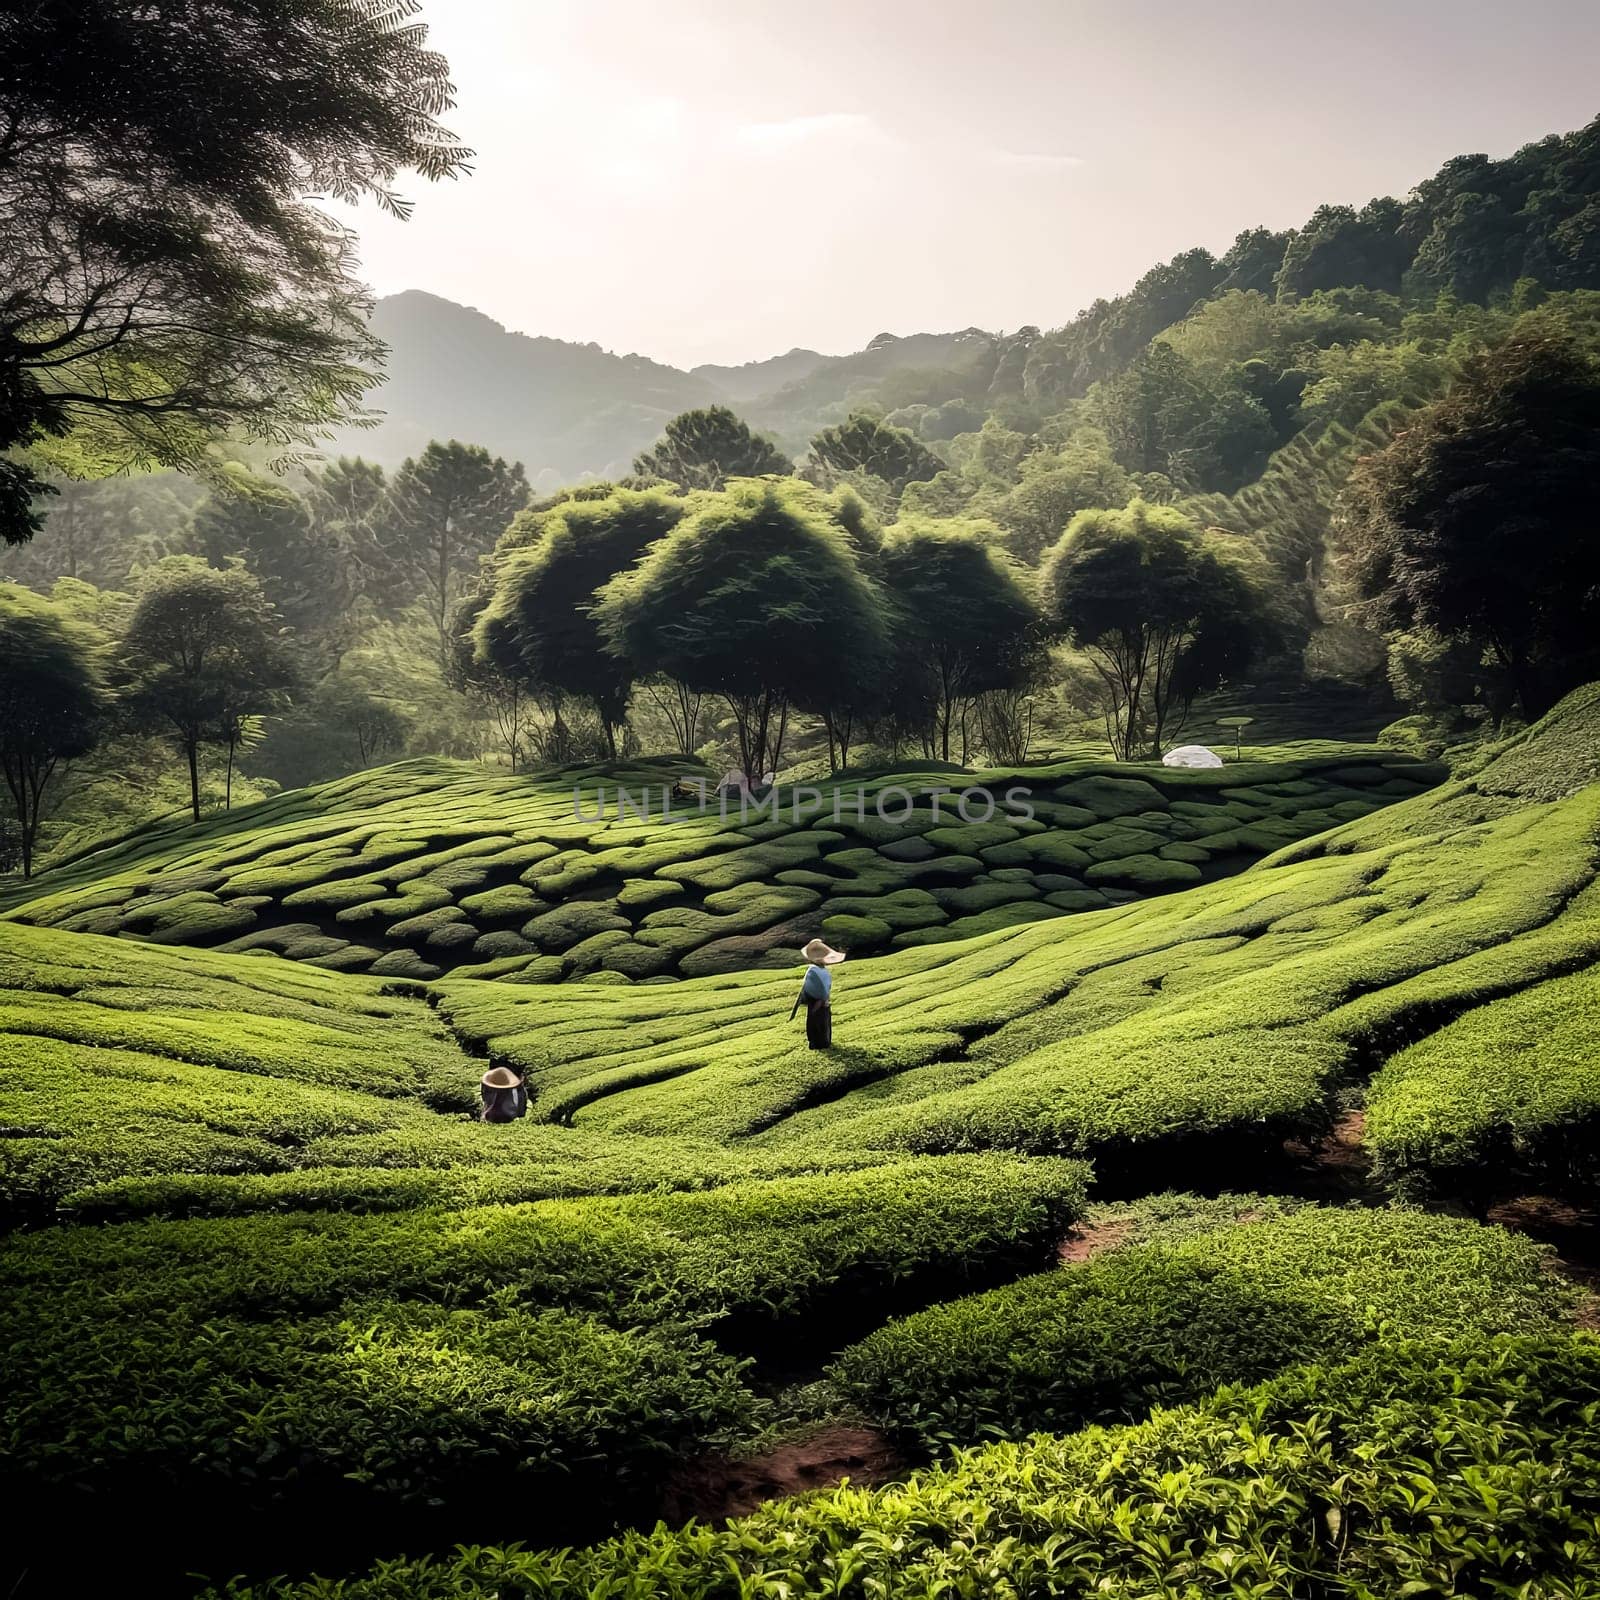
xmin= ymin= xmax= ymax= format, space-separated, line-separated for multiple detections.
xmin=0 ymin=1157 xmax=1085 ymax=1529
xmin=215 ymin=1332 xmax=1600 ymax=1599
xmin=833 ymin=1207 xmax=1571 ymax=1449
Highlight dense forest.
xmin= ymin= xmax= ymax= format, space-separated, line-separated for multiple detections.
xmin=5 ymin=115 xmax=1600 ymax=873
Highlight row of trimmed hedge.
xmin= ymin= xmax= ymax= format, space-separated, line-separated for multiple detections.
xmin=210 ymin=1331 xmax=1600 ymax=1599
xmin=0 ymin=1157 xmax=1087 ymax=1532
xmin=6 ymin=746 xmax=1440 ymax=980
xmin=1367 ymin=959 xmax=1600 ymax=1198
xmin=420 ymin=721 xmax=1597 ymax=1185
xmin=832 ymin=1207 xmax=1571 ymax=1449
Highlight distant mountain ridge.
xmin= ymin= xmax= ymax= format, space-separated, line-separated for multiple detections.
xmin=336 ymin=115 xmax=1600 ymax=490
xmin=331 ymin=290 xmax=995 ymax=488
xmin=690 ymin=347 xmax=828 ymax=402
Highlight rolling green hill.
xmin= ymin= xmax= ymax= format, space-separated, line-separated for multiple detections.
xmin=1 ymin=745 xmax=1442 ymax=982
xmin=3 ymin=694 xmax=1595 ymax=1224
xmin=1 ymin=689 xmax=1597 ymax=1594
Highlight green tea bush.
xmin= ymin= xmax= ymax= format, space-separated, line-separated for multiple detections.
xmin=8 ymin=1297 xmax=752 ymax=1504
xmin=1084 ymin=853 xmax=1202 ymax=887
xmin=2 ymin=746 xmax=1435 ymax=980
xmin=519 ymin=900 xmax=630 ymax=951
xmin=1366 ymin=962 xmax=1600 ymax=1197
xmin=0 ymin=1155 xmax=1088 ymax=1334
xmin=833 ymin=1207 xmax=1570 ymax=1448
xmin=60 ymin=1139 xmax=905 ymax=1223
xmin=211 ymin=1332 xmax=1600 ymax=1600
xmin=0 ymin=1156 xmax=1086 ymax=1546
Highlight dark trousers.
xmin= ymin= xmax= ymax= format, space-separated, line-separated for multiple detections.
xmin=805 ymin=998 xmax=832 ymax=1049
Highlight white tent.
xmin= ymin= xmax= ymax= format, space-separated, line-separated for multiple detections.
xmin=1162 ymin=744 xmax=1224 ymax=769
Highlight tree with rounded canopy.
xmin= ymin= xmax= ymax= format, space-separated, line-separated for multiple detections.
xmin=475 ymin=489 xmax=688 ymax=759
xmin=994 ymin=429 xmax=1135 ymax=563
xmin=1041 ymin=500 xmax=1271 ymax=760
xmin=304 ymin=457 xmax=391 ymax=605
xmin=122 ymin=558 xmax=298 ymax=821
xmin=632 ymin=407 xmax=790 ymax=490
xmin=795 ymin=489 xmax=893 ymax=771
xmin=0 ymin=0 xmax=468 ymax=543
xmin=1344 ymin=330 xmax=1600 ymax=722
xmin=595 ymin=480 xmax=887 ymax=784
xmin=876 ymin=520 xmax=1044 ymax=763
xmin=190 ymin=470 xmax=350 ymax=659
xmin=0 ymin=583 xmax=108 ymax=875
xmin=385 ymin=441 xmax=529 ymax=657
xmin=809 ymin=413 xmax=944 ymax=495
xmin=445 ymin=589 xmax=537 ymax=772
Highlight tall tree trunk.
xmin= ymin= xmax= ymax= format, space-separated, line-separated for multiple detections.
xmin=679 ymin=682 xmax=700 ymax=753
xmin=186 ymin=739 xmax=201 ymax=823
xmin=225 ymin=734 xmax=236 ymax=810
xmin=766 ymin=698 xmax=789 ymax=778
xmin=19 ymin=781 xmax=34 ymax=879
xmin=435 ymin=519 xmax=452 ymax=661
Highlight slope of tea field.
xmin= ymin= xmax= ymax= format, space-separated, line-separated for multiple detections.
xmin=225 ymin=1331 xmax=1600 ymax=1600
xmin=5 ymin=691 xmax=1594 ymax=1228
xmin=1 ymin=689 xmax=1597 ymax=1595
xmin=420 ymin=685 xmax=1600 ymax=1199
xmin=0 ymin=746 xmax=1442 ymax=981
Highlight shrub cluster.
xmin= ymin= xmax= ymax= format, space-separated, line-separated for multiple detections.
xmin=832 ymin=1207 xmax=1571 ymax=1449
xmin=4 ymin=749 xmax=1439 ymax=981
xmin=0 ymin=1157 xmax=1087 ymax=1527
xmin=211 ymin=1332 xmax=1600 ymax=1599
xmin=1366 ymin=961 xmax=1600 ymax=1198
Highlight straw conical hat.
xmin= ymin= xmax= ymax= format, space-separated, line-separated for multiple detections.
xmin=800 ymin=938 xmax=846 ymax=966
xmin=481 ymin=1066 xmax=523 ymax=1090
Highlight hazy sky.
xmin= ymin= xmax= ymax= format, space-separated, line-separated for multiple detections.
xmin=340 ymin=0 xmax=1600 ymax=370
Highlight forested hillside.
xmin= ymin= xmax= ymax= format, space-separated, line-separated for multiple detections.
xmin=6 ymin=115 xmax=1600 ymax=880
xmin=325 ymin=117 xmax=1600 ymax=489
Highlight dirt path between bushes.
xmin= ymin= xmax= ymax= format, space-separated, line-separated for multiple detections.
xmin=1057 ymin=1217 xmax=1136 ymax=1264
xmin=1284 ymin=1109 xmax=1374 ymax=1201
xmin=1290 ymin=1112 xmax=1600 ymax=1326
xmin=663 ymin=1111 xmax=1600 ymax=1529
xmin=660 ymin=1425 xmax=909 ymax=1525
xmin=1486 ymin=1195 xmax=1600 ymax=1329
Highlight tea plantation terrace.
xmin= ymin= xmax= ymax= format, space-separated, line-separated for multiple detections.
xmin=2 ymin=692 xmax=1596 ymax=1227
xmin=1 ymin=689 xmax=1597 ymax=1592
xmin=219 ymin=1333 xmax=1600 ymax=1600
xmin=0 ymin=745 xmax=1442 ymax=981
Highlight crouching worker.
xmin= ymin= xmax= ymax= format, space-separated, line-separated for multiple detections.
xmin=789 ymin=938 xmax=845 ymax=1049
xmin=479 ymin=1065 xmax=528 ymax=1123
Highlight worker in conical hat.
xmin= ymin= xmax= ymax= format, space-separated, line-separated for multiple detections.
xmin=788 ymin=938 xmax=845 ymax=1050
xmin=479 ymin=1064 xmax=528 ymax=1124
